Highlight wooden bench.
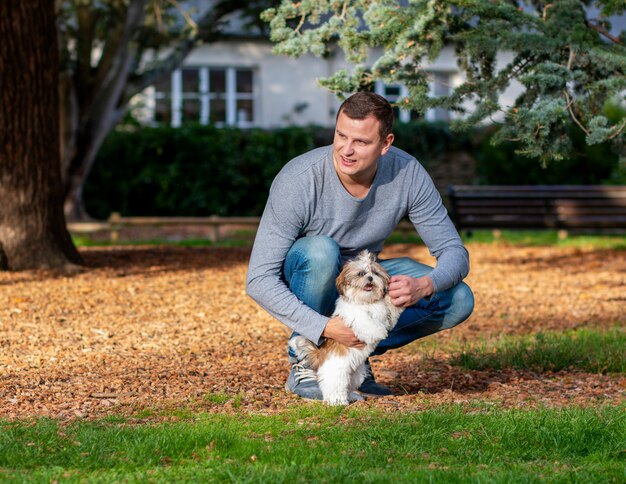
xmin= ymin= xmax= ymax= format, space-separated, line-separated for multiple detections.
xmin=447 ymin=185 xmax=626 ymax=235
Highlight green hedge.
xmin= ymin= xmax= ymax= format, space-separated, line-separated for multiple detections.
xmin=83 ymin=122 xmax=474 ymax=218
xmin=84 ymin=125 xmax=321 ymax=218
xmin=475 ymin=125 xmax=619 ymax=185
xmin=84 ymin=122 xmax=620 ymax=218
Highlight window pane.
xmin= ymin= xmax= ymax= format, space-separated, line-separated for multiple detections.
xmin=210 ymin=69 xmax=226 ymax=94
xmin=432 ymin=72 xmax=450 ymax=96
xmin=410 ymin=110 xmax=424 ymax=122
xmin=236 ymin=99 xmax=254 ymax=124
xmin=155 ymin=97 xmax=171 ymax=124
xmin=154 ymin=75 xmax=171 ymax=94
xmin=432 ymin=107 xmax=450 ymax=122
xmin=236 ymin=69 xmax=253 ymax=93
xmin=385 ymin=85 xmax=401 ymax=98
xmin=182 ymin=68 xmax=199 ymax=93
xmin=182 ymin=98 xmax=201 ymax=123
xmin=210 ymin=99 xmax=226 ymax=123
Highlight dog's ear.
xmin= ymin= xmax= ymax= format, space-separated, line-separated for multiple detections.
xmin=335 ymin=268 xmax=347 ymax=294
xmin=358 ymin=249 xmax=375 ymax=262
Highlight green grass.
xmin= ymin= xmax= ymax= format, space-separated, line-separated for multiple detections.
xmin=347 ymin=229 xmax=626 ymax=250
xmin=74 ymin=230 xmax=626 ymax=250
xmin=72 ymin=234 xmax=253 ymax=249
xmin=460 ymin=230 xmax=626 ymax=249
xmin=203 ymin=392 xmax=243 ymax=408
xmin=0 ymin=405 xmax=624 ymax=482
xmin=451 ymin=327 xmax=626 ymax=373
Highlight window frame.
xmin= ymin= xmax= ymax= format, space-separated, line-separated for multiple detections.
xmin=374 ymin=71 xmax=453 ymax=122
xmin=154 ymin=66 xmax=256 ymax=128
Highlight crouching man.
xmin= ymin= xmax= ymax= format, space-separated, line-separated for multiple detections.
xmin=246 ymin=92 xmax=474 ymax=400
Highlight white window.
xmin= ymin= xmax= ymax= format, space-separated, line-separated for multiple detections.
xmin=375 ymin=71 xmax=452 ymax=122
xmin=154 ymin=66 xmax=255 ymax=127
xmin=429 ymin=72 xmax=451 ymax=122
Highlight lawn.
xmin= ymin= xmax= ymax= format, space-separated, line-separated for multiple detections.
xmin=0 ymin=234 xmax=624 ymax=481
xmin=1 ymin=405 xmax=624 ymax=482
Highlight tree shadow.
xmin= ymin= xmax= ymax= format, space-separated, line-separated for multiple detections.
xmin=382 ymin=353 xmax=622 ymax=404
xmin=488 ymin=247 xmax=625 ymax=275
xmin=384 ymin=358 xmax=521 ymax=396
xmin=82 ymin=245 xmax=252 ymax=273
xmin=0 ymin=246 xmax=252 ymax=284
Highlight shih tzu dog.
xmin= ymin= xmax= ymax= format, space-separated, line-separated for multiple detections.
xmin=290 ymin=250 xmax=403 ymax=405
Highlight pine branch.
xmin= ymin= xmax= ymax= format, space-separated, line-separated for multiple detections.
xmin=587 ymin=19 xmax=623 ymax=45
xmin=607 ymin=118 xmax=626 ymax=140
xmin=563 ymin=90 xmax=590 ymax=136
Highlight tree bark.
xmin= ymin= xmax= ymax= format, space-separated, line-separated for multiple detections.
xmin=0 ymin=1 xmax=83 ymax=270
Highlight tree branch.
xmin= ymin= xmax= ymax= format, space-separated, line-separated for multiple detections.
xmin=607 ymin=118 xmax=626 ymax=140
xmin=294 ymin=13 xmax=306 ymax=35
xmin=567 ymin=46 xmax=576 ymax=70
xmin=563 ymin=89 xmax=590 ymax=135
xmin=339 ymin=1 xmax=348 ymax=21
xmin=588 ymin=19 xmax=623 ymax=45
xmin=124 ymin=42 xmax=193 ymax=101
xmin=93 ymin=0 xmax=147 ymax=101
xmin=123 ymin=1 xmax=249 ymax=101
xmin=168 ymin=0 xmax=198 ymax=34
xmin=75 ymin=3 xmax=97 ymax=102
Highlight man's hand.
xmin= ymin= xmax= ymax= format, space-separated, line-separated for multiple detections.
xmin=388 ymin=275 xmax=434 ymax=307
xmin=322 ymin=316 xmax=365 ymax=348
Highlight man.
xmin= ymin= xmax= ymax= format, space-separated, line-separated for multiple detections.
xmin=246 ymin=92 xmax=474 ymax=400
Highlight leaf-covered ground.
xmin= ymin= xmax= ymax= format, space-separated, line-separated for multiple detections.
xmin=0 ymin=243 xmax=624 ymax=420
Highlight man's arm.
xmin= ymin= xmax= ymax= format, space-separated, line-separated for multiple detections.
xmin=407 ymin=164 xmax=470 ymax=293
xmin=246 ymin=174 xmax=332 ymax=344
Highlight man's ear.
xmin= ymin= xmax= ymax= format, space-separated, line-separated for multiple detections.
xmin=380 ymin=133 xmax=394 ymax=155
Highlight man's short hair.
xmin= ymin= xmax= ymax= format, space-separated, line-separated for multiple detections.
xmin=337 ymin=92 xmax=394 ymax=140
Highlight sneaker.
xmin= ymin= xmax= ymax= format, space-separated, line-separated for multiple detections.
xmin=358 ymin=360 xmax=393 ymax=397
xmin=285 ymin=362 xmax=364 ymax=402
xmin=285 ymin=362 xmax=323 ymax=400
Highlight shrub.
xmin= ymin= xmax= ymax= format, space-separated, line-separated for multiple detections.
xmin=475 ymin=125 xmax=620 ymax=185
xmin=84 ymin=122 xmax=621 ymax=218
xmin=84 ymin=125 xmax=320 ymax=218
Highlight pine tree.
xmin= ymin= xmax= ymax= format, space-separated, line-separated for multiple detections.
xmin=262 ymin=0 xmax=626 ymax=164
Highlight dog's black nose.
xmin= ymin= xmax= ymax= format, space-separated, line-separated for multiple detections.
xmin=367 ymin=276 xmax=373 ymax=282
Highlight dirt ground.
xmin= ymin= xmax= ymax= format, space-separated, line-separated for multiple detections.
xmin=0 ymin=243 xmax=624 ymax=420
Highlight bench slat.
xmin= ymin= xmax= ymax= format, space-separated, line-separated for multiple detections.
xmin=448 ymin=185 xmax=626 ymax=232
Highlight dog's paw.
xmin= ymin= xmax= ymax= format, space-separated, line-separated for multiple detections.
xmin=289 ymin=336 xmax=316 ymax=359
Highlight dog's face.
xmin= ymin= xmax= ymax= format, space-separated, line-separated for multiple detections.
xmin=336 ymin=250 xmax=390 ymax=304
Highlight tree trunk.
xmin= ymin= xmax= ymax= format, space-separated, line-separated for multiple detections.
xmin=61 ymin=106 xmax=126 ymax=221
xmin=59 ymin=0 xmax=147 ymax=221
xmin=0 ymin=1 xmax=83 ymax=270
xmin=55 ymin=0 xmax=236 ymax=221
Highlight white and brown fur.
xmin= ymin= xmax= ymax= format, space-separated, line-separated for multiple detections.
xmin=290 ymin=250 xmax=403 ymax=405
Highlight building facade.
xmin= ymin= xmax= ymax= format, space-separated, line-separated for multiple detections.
xmin=135 ymin=37 xmax=525 ymax=129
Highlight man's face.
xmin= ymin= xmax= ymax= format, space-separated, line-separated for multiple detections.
xmin=332 ymin=111 xmax=394 ymax=184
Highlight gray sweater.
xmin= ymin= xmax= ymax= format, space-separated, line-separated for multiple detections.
xmin=246 ymin=145 xmax=469 ymax=343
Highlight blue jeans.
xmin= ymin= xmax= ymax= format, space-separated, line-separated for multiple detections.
xmin=283 ymin=236 xmax=474 ymax=359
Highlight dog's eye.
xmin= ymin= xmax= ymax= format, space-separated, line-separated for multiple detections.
xmin=358 ymin=271 xmax=366 ymax=277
